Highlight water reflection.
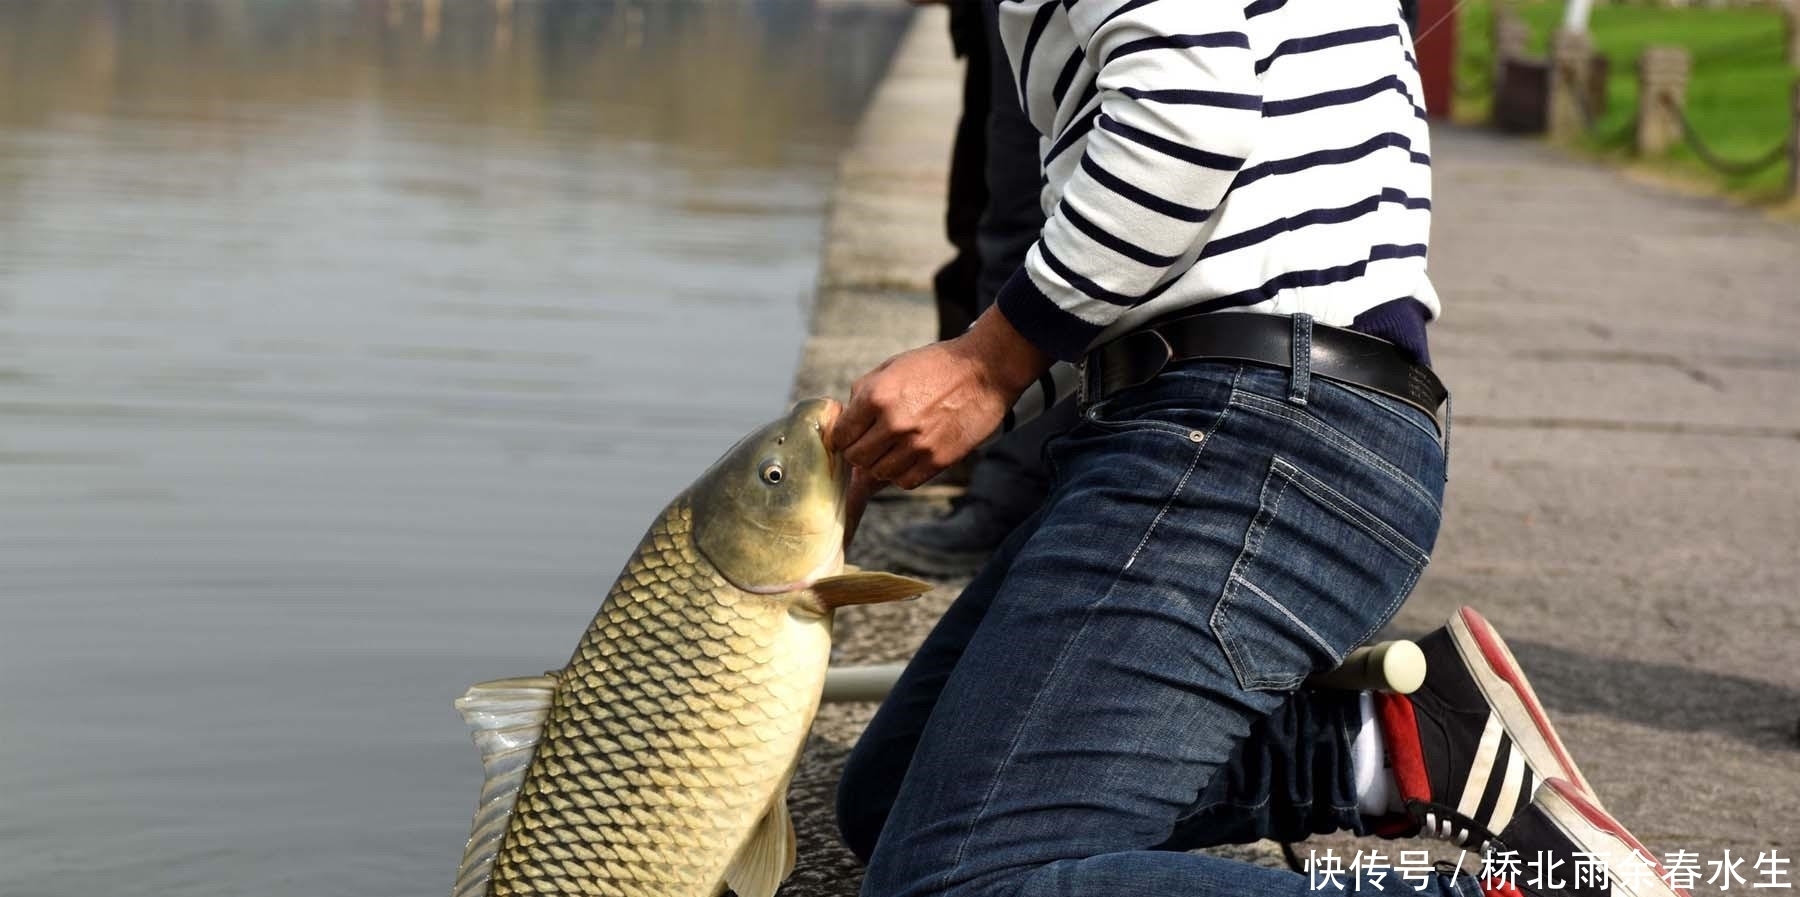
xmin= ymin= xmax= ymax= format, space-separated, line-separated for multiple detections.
xmin=0 ymin=3 xmax=906 ymax=896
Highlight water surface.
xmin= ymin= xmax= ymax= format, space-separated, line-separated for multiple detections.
xmin=0 ymin=3 xmax=907 ymax=894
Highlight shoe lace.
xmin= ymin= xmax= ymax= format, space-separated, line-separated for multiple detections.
xmin=1408 ymin=799 xmax=1505 ymax=853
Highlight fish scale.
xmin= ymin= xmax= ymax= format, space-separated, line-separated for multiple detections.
xmin=486 ymin=501 xmax=829 ymax=897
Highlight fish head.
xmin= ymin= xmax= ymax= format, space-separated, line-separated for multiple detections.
xmin=689 ymin=397 xmax=849 ymax=595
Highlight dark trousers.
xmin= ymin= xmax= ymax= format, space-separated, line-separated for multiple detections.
xmin=939 ymin=0 xmax=1074 ymax=514
xmin=837 ymin=360 xmax=1460 ymax=897
xmin=931 ymin=3 xmax=991 ymax=343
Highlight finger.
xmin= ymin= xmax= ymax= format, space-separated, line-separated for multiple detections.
xmin=894 ymin=454 xmax=948 ymax=491
xmin=868 ymin=442 xmax=923 ymax=485
xmin=841 ymin=422 xmax=897 ymax=472
xmin=831 ymin=384 xmax=878 ymax=456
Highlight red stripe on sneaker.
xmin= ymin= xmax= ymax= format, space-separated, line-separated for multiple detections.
xmin=1374 ymin=690 xmax=1432 ymax=803
xmin=1459 ymin=607 xmax=1585 ymax=787
xmin=1548 ymin=779 xmax=1693 ymax=897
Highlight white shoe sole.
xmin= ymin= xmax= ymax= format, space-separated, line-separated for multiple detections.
xmin=1537 ymin=779 xmax=1690 ymax=897
xmin=1449 ymin=607 xmax=1599 ymax=799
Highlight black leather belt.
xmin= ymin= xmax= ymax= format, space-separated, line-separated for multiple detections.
xmin=1080 ymin=312 xmax=1449 ymax=431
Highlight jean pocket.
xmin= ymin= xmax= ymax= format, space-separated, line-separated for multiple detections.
xmin=1210 ymin=456 xmax=1433 ymax=692
xmin=1079 ymin=396 xmax=1210 ymax=441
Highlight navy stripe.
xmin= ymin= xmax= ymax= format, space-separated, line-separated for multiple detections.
xmin=1185 ymin=244 xmax=1430 ymax=314
xmin=1016 ymin=1 xmax=1059 ymax=108
xmin=1244 ymin=0 xmax=1286 ymax=17
xmin=1081 ymin=155 xmax=1213 ymax=223
xmin=1098 ymin=0 xmax=1161 ymax=30
xmin=995 ymin=267 xmax=1106 ymax=363
xmin=1255 ymin=25 xmax=1399 ymax=75
xmin=1098 ymin=115 xmax=1245 ymax=170
xmin=992 ymin=272 xmax=1097 ymax=364
xmin=1394 ymin=78 xmax=1427 ymax=115
xmin=1234 ymin=132 xmax=1427 ymax=190
xmin=1051 ymin=48 xmax=1086 ymax=107
xmin=1072 ymin=78 xmax=1100 ymax=117
xmin=1200 ymin=188 xmax=1429 ymax=261
xmin=1118 ymin=87 xmax=1262 ymax=109
xmin=1044 ymin=101 xmax=1102 ymax=166
xmin=1060 ymin=202 xmax=1186 ymax=267
xmin=1106 ymin=31 xmax=1251 ymax=65
xmin=1039 ymin=241 xmax=1180 ymax=308
xmin=1263 ymin=75 xmax=1422 ymax=117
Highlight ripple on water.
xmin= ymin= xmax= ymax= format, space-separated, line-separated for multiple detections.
xmin=0 ymin=2 xmax=910 ymax=895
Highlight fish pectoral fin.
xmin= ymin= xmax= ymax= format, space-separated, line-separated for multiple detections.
xmin=807 ymin=571 xmax=933 ymax=611
xmin=450 ymin=675 xmax=558 ymax=897
xmin=724 ymin=790 xmax=796 ymax=897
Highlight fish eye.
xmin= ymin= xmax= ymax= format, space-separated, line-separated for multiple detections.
xmin=760 ymin=462 xmax=784 ymax=485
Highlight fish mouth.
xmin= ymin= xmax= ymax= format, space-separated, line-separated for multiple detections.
xmin=810 ymin=398 xmax=853 ymax=526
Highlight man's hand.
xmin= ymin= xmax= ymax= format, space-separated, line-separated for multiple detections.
xmin=830 ymin=306 xmax=1052 ymax=492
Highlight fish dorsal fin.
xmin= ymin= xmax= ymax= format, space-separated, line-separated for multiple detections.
xmin=807 ymin=571 xmax=933 ymax=612
xmin=724 ymin=788 xmax=796 ymax=897
xmin=450 ymin=676 xmax=557 ymax=897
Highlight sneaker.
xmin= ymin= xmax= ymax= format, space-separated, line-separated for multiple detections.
xmin=1468 ymin=778 xmax=1689 ymax=897
xmin=1373 ymin=607 xmax=1596 ymax=845
xmin=887 ymin=496 xmax=1023 ymax=578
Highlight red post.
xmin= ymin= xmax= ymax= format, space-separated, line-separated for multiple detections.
xmin=1414 ymin=0 xmax=1459 ymax=119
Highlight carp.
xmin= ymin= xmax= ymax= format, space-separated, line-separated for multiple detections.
xmin=451 ymin=397 xmax=929 ymax=897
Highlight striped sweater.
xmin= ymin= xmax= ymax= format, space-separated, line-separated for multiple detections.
xmin=991 ymin=0 xmax=1439 ymax=364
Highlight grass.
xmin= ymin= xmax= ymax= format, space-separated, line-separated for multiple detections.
xmin=1450 ymin=1 xmax=1796 ymax=201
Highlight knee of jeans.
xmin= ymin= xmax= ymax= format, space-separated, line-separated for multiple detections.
xmin=861 ymin=861 xmax=1018 ymax=897
xmin=834 ymin=756 xmax=884 ymax=865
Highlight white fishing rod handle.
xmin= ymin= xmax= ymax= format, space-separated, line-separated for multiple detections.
xmin=821 ymin=640 xmax=1425 ymax=704
xmin=1303 ymin=639 xmax=1426 ymax=694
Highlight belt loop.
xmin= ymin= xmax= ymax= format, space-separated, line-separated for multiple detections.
xmin=1441 ymin=393 xmax=1453 ymax=482
xmin=1077 ymin=356 xmax=1100 ymax=416
xmin=1288 ymin=313 xmax=1313 ymax=406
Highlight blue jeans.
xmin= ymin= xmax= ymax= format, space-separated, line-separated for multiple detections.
xmin=837 ymin=349 xmax=1473 ymax=897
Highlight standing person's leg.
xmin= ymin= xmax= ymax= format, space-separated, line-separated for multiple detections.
xmin=864 ymin=358 xmax=1454 ymax=897
xmin=893 ymin=0 xmax=1071 ymax=577
xmin=930 ymin=3 xmax=989 ymax=344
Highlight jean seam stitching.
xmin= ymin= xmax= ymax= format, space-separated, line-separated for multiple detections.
xmin=1275 ymin=457 xmax=1431 ymax=562
xmin=1125 ymin=431 xmax=1209 ymax=571
xmin=1361 ymin=557 xmax=1429 ymax=651
xmin=1210 ymin=460 xmax=1295 ymax=692
xmin=1236 ymin=574 xmax=1343 ymax=665
xmin=1275 ymin=460 xmax=1433 ymax=652
xmin=933 ymin=418 xmax=1214 ymax=888
xmin=1327 ymin=379 xmax=1442 ymax=444
xmin=1228 ymin=390 xmax=1440 ymax=508
xmin=1233 ymin=390 xmax=1439 ymax=507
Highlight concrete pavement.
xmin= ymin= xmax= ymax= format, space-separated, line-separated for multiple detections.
xmin=783 ymin=10 xmax=1799 ymax=895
